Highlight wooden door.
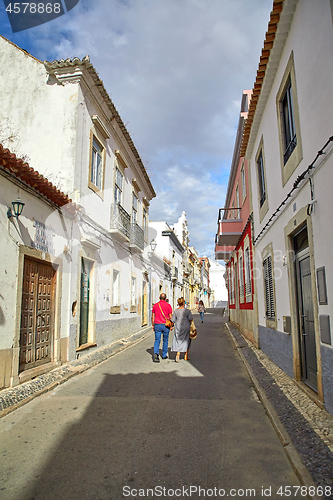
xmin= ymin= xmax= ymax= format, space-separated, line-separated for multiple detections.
xmin=20 ymin=258 xmax=55 ymax=372
xmin=295 ymin=249 xmax=317 ymax=390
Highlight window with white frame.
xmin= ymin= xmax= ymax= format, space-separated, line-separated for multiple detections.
xmin=132 ymin=192 xmax=138 ymax=223
xmin=263 ymin=255 xmax=275 ymax=319
xmin=112 ymin=269 xmax=120 ymax=307
xmin=90 ymin=137 xmax=103 ymax=191
xmin=239 ymin=254 xmax=244 ymax=298
xmin=114 ymin=167 xmax=123 ymax=205
xmin=241 ymin=164 xmax=246 ymax=202
xmin=244 ymin=246 xmax=252 ymax=297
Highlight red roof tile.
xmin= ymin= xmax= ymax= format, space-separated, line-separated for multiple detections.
xmin=0 ymin=144 xmax=72 ymax=208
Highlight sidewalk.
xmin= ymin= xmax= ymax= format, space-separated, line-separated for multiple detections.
xmin=226 ymin=319 xmax=333 ymax=498
xmin=0 ymin=325 xmax=152 ymax=418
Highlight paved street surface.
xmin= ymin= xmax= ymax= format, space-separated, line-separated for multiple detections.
xmin=0 ymin=310 xmax=305 ymax=500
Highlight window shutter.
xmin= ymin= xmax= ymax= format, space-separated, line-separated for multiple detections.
xmin=263 ymin=255 xmax=275 ymax=318
xmin=245 ymin=247 xmax=252 ymax=295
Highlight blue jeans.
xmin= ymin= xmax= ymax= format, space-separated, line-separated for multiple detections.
xmin=154 ymin=323 xmax=169 ymax=357
xmin=199 ymin=312 xmax=204 ymax=321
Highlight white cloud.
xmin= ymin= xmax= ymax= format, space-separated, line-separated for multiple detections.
xmin=14 ymin=0 xmax=272 ymax=255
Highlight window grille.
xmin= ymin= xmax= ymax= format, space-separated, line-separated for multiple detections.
xmin=263 ymin=255 xmax=275 ymax=318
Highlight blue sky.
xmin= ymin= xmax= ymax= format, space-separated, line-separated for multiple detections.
xmin=0 ymin=0 xmax=273 ymax=257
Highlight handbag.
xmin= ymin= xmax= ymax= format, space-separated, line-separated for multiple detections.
xmin=189 ymin=319 xmax=197 ymax=339
xmin=158 ymin=302 xmax=174 ymax=329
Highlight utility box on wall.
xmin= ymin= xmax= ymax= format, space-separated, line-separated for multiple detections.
xmin=319 ymin=315 xmax=331 ymax=345
xmin=283 ymin=316 xmax=291 ymax=334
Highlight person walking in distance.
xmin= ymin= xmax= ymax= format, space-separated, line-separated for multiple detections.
xmin=197 ymin=300 xmax=206 ymax=323
xmin=151 ymin=293 xmax=173 ymax=362
xmin=171 ymin=297 xmax=193 ymax=362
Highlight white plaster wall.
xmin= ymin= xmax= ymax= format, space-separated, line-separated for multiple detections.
xmin=249 ymin=0 xmax=333 ymax=329
xmin=0 ymin=37 xmax=78 ymax=195
xmin=1 ymin=178 xmax=72 ymax=349
xmin=208 ymin=259 xmax=228 ymax=302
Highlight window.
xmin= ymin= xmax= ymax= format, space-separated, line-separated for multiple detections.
xmin=90 ymin=137 xmax=104 ymax=191
xmin=131 ymin=276 xmax=136 ymax=310
xmin=239 ymin=254 xmax=244 ymax=298
xmin=276 ymin=52 xmax=302 ymax=186
xmin=114 ymin=167 xmax=123 ymax=205
xmin=244 ymin=247 xmax=252 ymax=296
xmin=281 ymin=79 xmax=297 ymax=165
xmin=132 ymin=192 xmax=138 ymax=223
xmin=263 ymin=255 xmax=275 ymax=319
xmin=235 ymin=185 xmax=240 ymax=219
xmin=241 ymin=164 xmax=246 ymax=202
xmin=112 ymin=269 xmax=120 ymax=307
xmin=229 ymin=264 xmax=235 ymax=304
xmin=143 ymin=208 xmax=148 ymax=241
xmin=257 ymin=151 xmax=266 ymax=208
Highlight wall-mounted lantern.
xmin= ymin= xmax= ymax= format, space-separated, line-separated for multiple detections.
xmin=7 ymin=197 xmax=25 ymax=219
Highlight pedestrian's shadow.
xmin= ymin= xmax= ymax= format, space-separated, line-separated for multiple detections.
xmin=146 ymin=346 xmax=176 ymax=360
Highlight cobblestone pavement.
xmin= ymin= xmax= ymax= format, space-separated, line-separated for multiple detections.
xmin=0 ymin=326 xmax=151 ymax=417
xmin=226 ymin=321 xmax=333 ymax=500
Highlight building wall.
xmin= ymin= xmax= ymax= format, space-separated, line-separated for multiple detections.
xmin=0 ymin=37 xmax=156 ymax=385
xmin=208 ymin=259 xmax=228 ymax=304
xmin=247 ymin=0 xmax=333 ymax=411
xmin=0 ymin=36 xmax=78 ymax=195
xmin=0 ymin=174 xmax=72 ymax=388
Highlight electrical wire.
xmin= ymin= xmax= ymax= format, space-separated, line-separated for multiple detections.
xmin=254 ymin=135 xmax=333 ymax=245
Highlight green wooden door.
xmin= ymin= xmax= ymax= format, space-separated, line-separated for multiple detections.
xmin=80 ymin=258 xmax=91 ymax=345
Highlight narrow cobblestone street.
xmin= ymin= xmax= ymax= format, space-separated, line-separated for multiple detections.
xmin=0 ymin=310 xmax=307 ymax=500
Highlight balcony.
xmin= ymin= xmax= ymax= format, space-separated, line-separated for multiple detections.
xmin=183 ymin=265 xmax=191 ymax=277
xmin=172 ymin=266 xmax=178 ymax=281
xmin=215 ymin=243 xmax=234 ymax=261
xmin=129 ymin=222 xmax=144 ymax=252
xmin=110 ymin=203 xmax=131 ymax=242
xmin=216 ymin=207 xmax=243 ymax=247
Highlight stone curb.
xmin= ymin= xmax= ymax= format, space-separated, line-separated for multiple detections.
xmin=0 ymin=326 xmax=153 ymax=419
xmin=225 ymin=322 xmax=322 ymax=500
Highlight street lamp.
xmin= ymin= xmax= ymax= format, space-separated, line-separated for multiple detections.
xmin=7 ymin=197 xmax=25 ymax=219
xmin=148 ymin=239 xmax=157 ymax=325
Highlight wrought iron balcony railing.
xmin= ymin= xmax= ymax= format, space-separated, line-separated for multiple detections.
xmin=130 ymin=222 xmax=144 ymax=252
xmin=110 ymin=203 xmax=131 ymax=240
xmin=172 ymin=266 xmax=178 ymax=281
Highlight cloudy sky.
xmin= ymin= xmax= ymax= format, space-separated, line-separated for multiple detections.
xmin=0 ymin=0 xmax=272 ymax=258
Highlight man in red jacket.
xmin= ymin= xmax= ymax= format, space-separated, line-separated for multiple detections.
xmin=151 ymin=293 xmax=173 ymax=362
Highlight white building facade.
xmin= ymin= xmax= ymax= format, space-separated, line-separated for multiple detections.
xmin=0 ymin=37 xmax=155 ymax=387
xmin=148 ymin=221 xmax=184 ymax=311
xmin=244 ymin=0 xmax=333 ymax=414
xmin=208 ymin=259 xmax=228 ymax=308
